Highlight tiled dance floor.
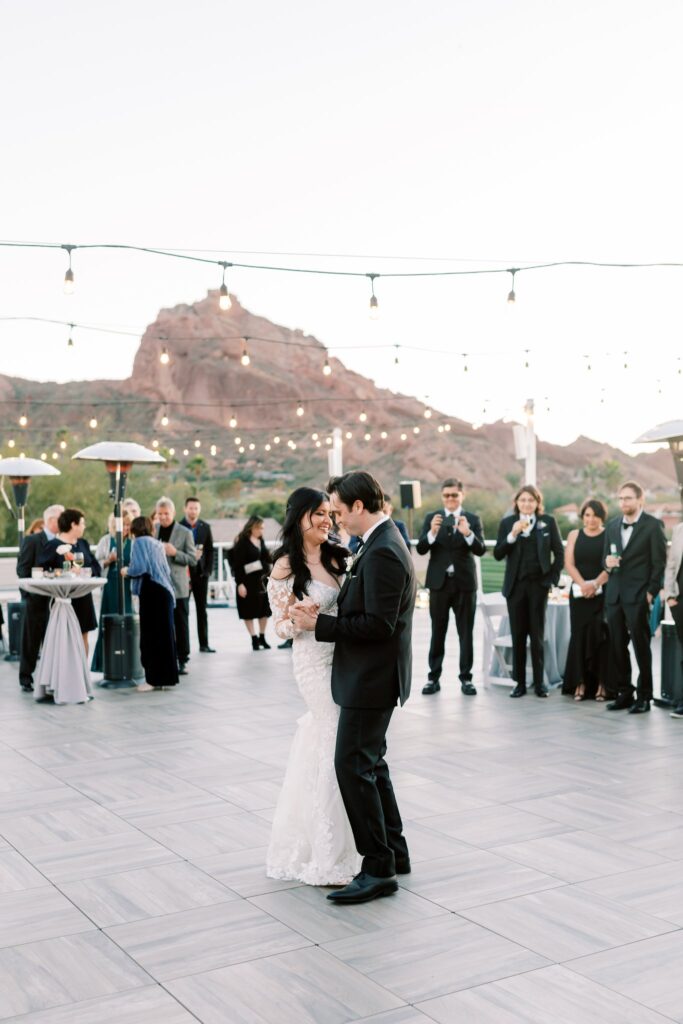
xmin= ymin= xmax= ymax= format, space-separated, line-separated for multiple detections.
xmin=0 ymin=606 xmax=681 ymax=1023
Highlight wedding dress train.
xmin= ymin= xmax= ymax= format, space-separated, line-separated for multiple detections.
xmin=266 ymin=577 xmax=361 ymax=885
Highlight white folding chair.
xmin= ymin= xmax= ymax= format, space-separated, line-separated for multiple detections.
xmin=478 ymin=591 xmax=514 ymax=686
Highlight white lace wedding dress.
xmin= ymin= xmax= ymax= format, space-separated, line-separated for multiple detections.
xmin=266 ymin=576 xmax=361 ymax=885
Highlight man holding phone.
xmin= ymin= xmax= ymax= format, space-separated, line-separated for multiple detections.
xmin=180 ymin=497 xmax=216 ymax=654
xmin=416 ymin=478 xmax=486 ymax=696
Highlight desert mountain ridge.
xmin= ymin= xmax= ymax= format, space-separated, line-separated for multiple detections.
xmin=0 ymin=291 xmax=676 ymax=495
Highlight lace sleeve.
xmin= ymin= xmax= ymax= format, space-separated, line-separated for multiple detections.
xmin=267 ymin=576 xmax=299 ymax=639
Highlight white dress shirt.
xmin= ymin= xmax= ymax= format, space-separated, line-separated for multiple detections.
xmin=361 ymin=513 xmax=389 ymax=545
xmin=621 ymin=509 xmax=643 ymax=549
xmin=507 ymin=514 xmax=536 ymax=545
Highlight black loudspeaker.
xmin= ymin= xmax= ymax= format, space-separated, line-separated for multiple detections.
xmin=658 ymin=621 xmax=683 ymax=706
xmin=101 ymin=613 xmax=144 ymax=686
xmin=399 ymin=480 xmax=422 ymax=510
xmin=8 ymin=602 xmax=23 ymax=657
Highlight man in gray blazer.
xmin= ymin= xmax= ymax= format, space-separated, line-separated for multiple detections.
xmin=155 ymin=497 xmax=197 ymax=674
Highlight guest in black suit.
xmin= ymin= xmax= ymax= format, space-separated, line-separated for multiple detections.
xmin=292 ymin=470 xmax=416 ymax=904
xmin=16 ymin=503 xmax=64 ymax=692
xmin=416 ymin=478 xmax=485 ymax=696
xmin=603 ymin=480 xmax=667 ymax=714
xmin=494 ymin=484 xmax=564 ymax=698
xmin=180 ymin=497 xmax=216 ymax=653
xmin=383 ymin=496 xmax=411 ymax=549
xmin=39 ymin=508 xmax=101 ymax=655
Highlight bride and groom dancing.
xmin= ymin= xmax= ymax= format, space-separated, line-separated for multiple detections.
xmin=266 ymin=470 xmax=416 ymax=904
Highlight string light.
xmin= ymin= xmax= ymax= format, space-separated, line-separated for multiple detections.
xmin=368 ymin=273 xmax=379 ymax=319
xmin=7 ymin=439 xmax=15 ymax=448
xmin=59 ymin=440 xmax=67 ymax=450
xmin=413 ymin=426 xmax=420 ymax=434
xmin=160 ymin=347 xmax=170 ymax=365
xmin=345 ymin=431 xmax=352 ymax=439
xmin=444 ymin=423 xmax=451 ymax=432
xmin=359 ymin=410 xmax=367 ymax=422
xmin=265 ymin=443 xmax=271 ymax=451
xmin=507 ymin=268 xmax=517 ymax=303
xmin=67 ymin=324 xmax=74 ymax=349
xmin=364 ymin=432 xmax=372 ymax=441
xmin=40 ymin=452 xmax=47 ymax=460
xmin=463 ymin=354 xmax=468 ymax=373
xmin=62 ymin=244 xmax=75 ymax=295
xmin=423 ymin=408 xmax=432 ymax=419
xmin=325 ymin=436 xmax=332 ymax=445
xmin=394 ymin=345 xmax=400 ymax=366
xmin=400 ymin=432 xmax=407 ymax=440
xmin=218 ymin=261 xmax=232 ymax=311
xmin=160 ymin=408 xmax=169 ymax=427
xmin=437 ymin=425 xmax=444 ymax=433
xmin=229 ymin=411 xmax=237 ymax=428
xmin=183 ymin=448 xmax=189 ymax=455
xmin=234 ymin=436 xmax=241 ymax=445
xmin=152 ymin=439 xmax=159 ymax=449
xmin=524 ymin=350 xmax=530 ymax=369
xmin=311 ymin=432 xmax=319 ymax=440
xmin=89 ymin=416 xmax=98 ymax=429
xmin=323 ymin=354 xmax=332 ymax=376
xmin=194 ymin=439 xmax=201 ymax=448
xmin=315 ymin=440 xmax=322 ymax=448
xmin=248 ymin=442 xmax=255 ymax=451
xmin=273 ymin=435 xmax=280 ymax=444
xmin=169 ymin=447 xmax=175 ymax=455
xmin=241 ymin=338 xmax=251 ymax=366
xmin=296 ymin=402 xmax=305 ymax=417
xmin=52 ymin=452 xmax=58 ymax=460
xmin=380 ymin=430 xmax=388 ymax=439
xmin=238 ymin=445 xmax=245 ymax=453
xmin=623 ymin=351 xmax=629 ymax=369
xmin=19 ymin=413 xmax=28 ymax=427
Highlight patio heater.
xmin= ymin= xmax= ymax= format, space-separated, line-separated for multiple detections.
xmin=634 ymin=420 xmax=683 ymax=508
xmin=0 ymin=456 xmax=61 ymax=546
xmin=72 ymin=441 xmax=165 ymax=685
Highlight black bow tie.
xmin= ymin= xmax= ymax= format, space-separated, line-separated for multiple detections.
xmin=622 ymin=521 xmax=634 ymax=530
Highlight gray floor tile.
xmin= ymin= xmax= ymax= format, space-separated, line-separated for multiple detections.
xmin=0 ymin=850 xmax=50 ymax=893
xmin=250 ymin=883 xmax=447 ymax=943
xmin=590 ymin=812 xmax=683 ymax=859
xmin=354 ymin=1010 xmax=434 ymax=1024
xmin=23 ymin=832 xmax=179 ymax=884
xmin=142 ymin=812 xmax=272 ymax=859
xmin=578 ymin=862 xmax=683 ymax=925
xmin=460 ymin=886 xmax=677 ymax=961
xmin=60 ymin=861 xmax=238 ymax=927
xmin=323 ymin=915 xmax=549 ymax=1001
xmin=195 ymin=848 xmax=302 ymax=897
xmin=568 ymin=930 xmax=683 ymax=1020
xmin=167 ymin=946 xmax=404 ymax=1023
xmin=2 ymin=986 xmax=197 ymax=1023
xmin=418 ymin=964 xmax=673 ymax=1023
xmin=0 ymin=888 xmax=94 ymax=948
xmin=0 ymin=804 xmax=135 ymax=850
xmin=400 ymin=848 xmax=564 ymax=909
xmin=106 ymin=900 xmax=312 ymax=981
xmin=494 ymin=830 xmax=670 ymax=883
xmin=0 ymin=931 xmax=149 ymax=1019
xmin=420 ymin=804 xmax=569 ymax=848
xmin=512 ymin=791 xmax=661 ymax=830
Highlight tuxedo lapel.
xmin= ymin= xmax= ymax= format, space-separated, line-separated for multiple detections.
xmin=338 ymin=520 xmax=391 ymax=605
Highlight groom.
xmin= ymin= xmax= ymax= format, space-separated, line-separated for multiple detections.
xmin=291 ymin=470 xmax=416 ymax=903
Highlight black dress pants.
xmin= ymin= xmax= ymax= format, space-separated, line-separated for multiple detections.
xmin=174 ymin=597 xmax=190 ymax=666
xmin=334 ymin=706 xmax=409 ymax=878
xmin=506 ymin=579 xmax=548 ymax=689
xmin=19 ymin=594 xmax=50 ymax=685
xmin=428 ymin=579 xmax=477 ymax=682
xmin=605 ymin=599 xmax=653 ymax=701
xmin=190 ymin=571 xmax=209 ymax=648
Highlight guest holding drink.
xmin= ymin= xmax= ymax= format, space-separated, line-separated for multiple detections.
xmin=124 ymin=516 xmax=178 ymax=692
xmin=39 ymin=508 xmax=101 ymax=655
xmin=494 ymin=485 xmax=564 ymax=698
xmin=562 ymin=499 xmax=610 ymax=701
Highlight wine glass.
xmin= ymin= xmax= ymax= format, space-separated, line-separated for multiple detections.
xmin=73 ymin=551 xmax=85 ymax=571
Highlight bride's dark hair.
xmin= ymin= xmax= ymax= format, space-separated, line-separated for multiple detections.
xmin=272 ymin=487 xmax=348 ymax=599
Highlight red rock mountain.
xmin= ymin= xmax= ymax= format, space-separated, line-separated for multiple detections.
xmin=1 ymin=291 xmax=677 ymax=494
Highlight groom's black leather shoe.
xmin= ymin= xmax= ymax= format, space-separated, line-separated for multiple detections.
xmin=395 ymin=858 xmax=411 ymax=874
xmin=422 ymin=681 xmax=440 ymax=695
xmin=327 ymin=872 xmax=398 ymax=904
xmin=509 ymin=684 xmax=526 ymax=698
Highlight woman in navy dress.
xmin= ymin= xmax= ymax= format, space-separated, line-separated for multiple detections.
xmin=125 ymin=516 xmax=178 ymax=692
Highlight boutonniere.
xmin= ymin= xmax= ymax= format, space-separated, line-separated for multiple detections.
xmin=344 ymin=555 xmax=354 ymax=573
xmin=56 ymin=543 xmax=72 ymax=555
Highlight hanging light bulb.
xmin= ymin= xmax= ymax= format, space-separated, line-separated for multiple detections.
xmin=463 ymin=354 xmax=468 ymax=373
xmin=248 ymin=442 xmax=255 ymax=451
xmin=160 ymin=347 xmax=170 ymax=365
xmin=424 ymin=408 xmax=432 ymax=419
xmin=59 ymin=439 xmax=67 ymax=450
xmin=238 ymin=445 xmax=245 ymax=453
xmin=152 ymin=439 xmax=159 ymax=449
xmin=62 ymin=244 xmax=76 ymax=295
xmin=323 ymin=354 xmax=332 ymax=376
xmin=359 ymin=410 xmax=367 ymax=422
xmin=311 ymin=432 xmax=319 ymax=441
xmin=194 ymin=439 xmax=201 ymax=448
xmin=380 ymin=431 xmax=388 ymax=439
xmin=345 ymin=431 xmax=352 ymax=439
xmin=183 ymin=448 xmax=189 ymax=456
xmin=229 ymin=411 xmax=237 ymax=428
xmin=40 ymin=452 xmax=47 ymax=461
xmin=291 ymin=442 xmax=297 ymax=450
xmin=507 ymin=268 xmax=517 ymax=304
xmin=234 ymin=436 xmax=241 ymax=445
xmin=315 ymin=440 xmax=322 ymax=448
xmin=394 ymin=345 xmax=400 ymax=366
xmin=19 ymin=413 xmax=28 ymax=427
xmin=67 ymin=324 xmax=75 ymax=349
xmin=437 ymin=425 xmax=444 ymax=433
xmin=325 ymin=436 xmax=332 ymax=445
xmin=364 ymin=432 xmax=371 ymax=441
xmin=265 ymin=443 xmax=271 ymax=451
xmin=524 ymin=350 xmax=530 ymax=369
xmin=52 ymin=452 xmax=59 ymax=460
xmin=296 ymin=402 xmax=304 ymax=417
xmin=444 ymin=423 xmax=451 ymax=432
xmin=367 ymin=273 xmax=379 ymax=319
xmin=400 ymin=432 xmax=407 ymax=441
xmin=161 ymin=409 xmax=169 ymax=427
xmin=623 ymin=351 xmax=628 ymax=369
xmin=169 ymin=447 xmax=175 ymax=456
xmin=413 ymin=426 xmax=420 ymax=435
xmin=19 ymin=451 xmax=25 ymax=458
xmin=89 ymin=416 xmax=98 ymax=429
xmin=218 ymin=261 xmax=232 ymax=311
xmin=273 ymin=435 xmax=280 ymax=444
xmin=241 ymin=338 xmax=251 ymax=366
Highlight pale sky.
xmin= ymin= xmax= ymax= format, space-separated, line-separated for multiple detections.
xmin=1 ymin=0 xmax=682 ymax=455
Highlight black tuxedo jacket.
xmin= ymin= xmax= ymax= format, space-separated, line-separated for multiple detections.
xmin=17 ymin=530 xmax=49 ymax=579
xmin=180 ymin=518 xmax=214 ymax=578
xmin=316 ymin=519 xmax=416 ymax=709
xmin=602 ymin=512 xmax=666 ymax=606
xmin=494 ymin=513 xmax=564 ymax=598
xmin=415 ymin=510 xmax=485 ymax=591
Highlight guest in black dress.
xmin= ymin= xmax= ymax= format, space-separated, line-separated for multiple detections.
xmin=125 ymin=516 xmax=178 ymax=692
xmin=563 ymin=499 xmax=611 ymax=701
xmin=39 ymin=507 xmax=101 ymax=656
xmin=229 ymin=515 xmax=272 ymax=650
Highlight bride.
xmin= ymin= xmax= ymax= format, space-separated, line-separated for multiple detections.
xmin=266 ymin=487 xmax=361 ymax=885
